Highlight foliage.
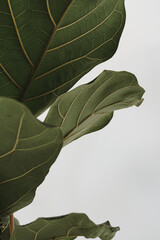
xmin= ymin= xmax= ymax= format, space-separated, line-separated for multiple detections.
xmin=0 ymin=98 xmax=62 ymax=217
xmin=10 ymin=213 xmax=119 ymax=240
xmin=0 ymin=1 xmax=144 ymax=239
xmin=0 ymin=0 xmax=125 ymax=116
xmin=45 ymin=70 xmax=144 ymax=146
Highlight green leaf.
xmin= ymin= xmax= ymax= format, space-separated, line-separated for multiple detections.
xmin=0 ymin=97 xmax=63 ymax=217
xmin=0 ymin=216 xmax=19 ymax=240
xmin=45 ymin=71 xmax=145 ymax=146
xmin=10 ymin=213 xmax=119 ymax=240
xmin=0 ymin=0 xmax=126 ymax=116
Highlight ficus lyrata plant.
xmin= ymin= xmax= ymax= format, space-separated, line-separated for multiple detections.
xmin=0 ymin=1 xmax=145 ymax=240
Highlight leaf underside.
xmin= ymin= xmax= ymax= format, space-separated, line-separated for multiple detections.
xmin=45 ymin=70 xmax=145 ymax=146
xmin=0 ymin=97 xmax=63 ymax=218
xmin=10 ymin=213 xmax=120 ymax=240
xmin=0 ymin=0 xmax=126 ymax=115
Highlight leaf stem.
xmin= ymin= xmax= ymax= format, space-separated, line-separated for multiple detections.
xmin=10 ymin=214 xmax=14 ymax=237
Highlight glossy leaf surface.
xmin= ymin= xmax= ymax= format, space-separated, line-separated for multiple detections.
xmin=10 ymin=213 xmax=119 ymax=240
xmin=0 ymin=98 xmax=62 ymax=217
xmin=45 ymin=71 xmax=145 ymax=146
xmin=0 ymin=0 xmax=125 ymax=115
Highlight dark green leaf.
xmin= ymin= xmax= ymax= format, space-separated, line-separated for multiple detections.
xmin=0 ymin=97 xmax=63 ymax=217
xmin=45 ymin=71 xmax=145 ymax=146
xmin=10 ymin=213 xmax=119 ymax=240
xmin=0 ymin=216 xmax=19 ymax=240
xmin=0 ymin=0 xmax=126 ymax=115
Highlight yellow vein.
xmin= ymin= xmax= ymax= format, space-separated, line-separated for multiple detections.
xmin=50 ymin=215 xmax=87 ymax=239
xmin=60 ymin=88 xmax=83 ymax=128
xmin=58 ymin=101 xmax=65 ymax=119
xmin=76 ymin=74 xmax=116 ymax=126
xmin=0 ymin=112 xmax=25 ymax=159
xmin=94 ymin=80 xmax=137 ymax=112
xmin=19 ymin=129 xmax=47 ymax=141
xmin=34 ymin=38 xmax=115 ymax=80
xmin=7 ymin=0 xmax=33 ymax=67
xmin=57 ymin=0 xmax=106 ymax=31
xmin=25 ymin=226 xmax=37 ymax=234
xmin=46 ymin=0 xmax=57 ymax=27
xmin=67 ymin=226 xmax=81 ymax=237
xmin=23 ymin=66 xmax=93 ymax=101
xmin=34 ymin=9 xmax=123 ymax=81
xmin=1 ymin=220 xmax=9 ymax=233
xmin=0 ymin=10 xmax=10 ymax=15
xmin=51 ymin=225 xmax=85 ymax=240
xmin=64 ymin=112 xmax=109 ymax=144
xmin=64 ymin=84 xmax=139 ymax=143
xmin=0 ymin=82 xmax=10 ymax=88
xmin=51 ymin=226 xmax=80 ymax=240
xmin=95 ymin=102 xmax=132 ymax=114
xmin=87 ymin=82 xmax=138 ymax=116
xmin=15 ymin=9 xmax=27 ymax=19
xmin=0 ymin=24 xmax=14 ymax=29
xmin=0 ymin=64 xmax=22 ymax=90
xmin=54 ymin=224 xmax=97 ymax=239
xmin=34 ymin=222 xmax=50 ymax=240
xmin=54 ymin=235 xmax=77 ymax=240
xmin=86 ymin=56 xmax=102 ymax=61
xmin=0 ymin=144 xmax=59 ymax=185
xmin=0 ymin=186 xmax=35 ymax=214
xmin=47 ymin=2 xmax=118 ymax=53
xmin=20 ymin=0 xmax=74 ymax=100
xmin=16 ymin=137 xmax=58 ymax=151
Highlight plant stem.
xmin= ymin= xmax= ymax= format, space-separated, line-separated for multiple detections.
xmin=10 ymin=214 xmax=14 ymax=237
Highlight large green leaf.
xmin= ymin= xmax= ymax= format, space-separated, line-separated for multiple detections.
xmin=10 ymin=213 xmax=119 ymax=240
xmin=0 ymin=97 xmax=63 ymax=218
xmin=45 ymin=71 xmax=145 ymax=146
xmin=0 ymin=0 xmax=126 ymax=116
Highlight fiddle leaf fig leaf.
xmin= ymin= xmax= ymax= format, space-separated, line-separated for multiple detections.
xmin=45 ymin=71 xmax=145 ymax=146
xmin=0 ymin=0 xmax=125 ymax=116
xmin=0 ymin=97 xmax=63 ymax=218
xmin=10 ymin=213 xmax=119 ymax=240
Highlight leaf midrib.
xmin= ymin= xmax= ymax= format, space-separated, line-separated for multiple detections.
xmin=20 ymin=0 xmax=74 ymax=102
xmin=63 ymin=84 xmax=141 ymax=142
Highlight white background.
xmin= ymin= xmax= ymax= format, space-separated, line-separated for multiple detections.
xmin=15 ymin=1 xmax=160 ymax=240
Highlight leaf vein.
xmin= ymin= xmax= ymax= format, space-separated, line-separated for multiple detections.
xmin=60 ymin=88 xmax=83 ymax=128
xmin=24 ymin=66 xmax=93 ymax=101
xmin=20 ymin=0 xmax=74 ymax=100
xmin=0 ymin=112 xmax=25 ymax=159
xmin=0 ymin=64 xmax=22 ymax=90
xmin=7 ymin=0 xmax=33 ymax=67
xmin=34 ymin=15 xmax=123 ymax=81
xmin=57 ymin=0 xmax=106 ymax=31
xmin=47 ymin=0 xmax=120 ymax=53
xmin=76 ymin=74 xmax=117 ymax=126
xmin=64 ymin=84 xmax=140 ymax=142
xmin=0 ymin=142 xmax=59 ymax=185
xmin=0 ymin=186 xmax=35 ymax=214
xmin=46 ymin=0 xmax=57 ymax=27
